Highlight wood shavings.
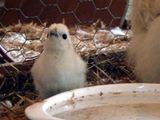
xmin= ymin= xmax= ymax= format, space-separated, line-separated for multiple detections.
xmin=93 ymin=29 xmax=114 ymax=48
xmin=0 ymin=24 xmax=132 ymax=62
xmin=76 ymin=28 xmax=94 ymax=40
xmin=0 ymin=23 xmax=45 ymax=39
xmin=0 ymin=32 xmax=42 ymax=62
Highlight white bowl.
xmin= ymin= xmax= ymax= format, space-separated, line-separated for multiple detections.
xmin=25 ymin=84 xmax=160 ymax=120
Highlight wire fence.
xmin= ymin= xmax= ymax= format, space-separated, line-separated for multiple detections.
xmin=0 ymin=0 xmax=135 ymax=119
xmin=0 ymin=0 xmax=127 ymax=27
xmin=0 ymin=0 xmax=134 ymax=94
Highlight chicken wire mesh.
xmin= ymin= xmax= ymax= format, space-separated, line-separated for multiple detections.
xmin=0 ymin=0 xmax=127 ymax=26
xmin=0 ymin=0 xmax=135 ymax=120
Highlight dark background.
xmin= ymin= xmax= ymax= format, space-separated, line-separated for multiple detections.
xmin=0 ymin=0 xmax=128 ymax=27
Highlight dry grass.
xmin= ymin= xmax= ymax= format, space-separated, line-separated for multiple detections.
xmin=0 ymin=22 xmax=135 ymax=120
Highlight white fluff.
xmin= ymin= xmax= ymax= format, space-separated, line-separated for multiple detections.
xmin=128 ymin=0 xmax=160 ymax=83
xmin=31 ymin=23 xmax=86 ymax=98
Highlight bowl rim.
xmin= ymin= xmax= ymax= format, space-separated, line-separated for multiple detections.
xmin=25 ymin=83 xmax=160 ymax=120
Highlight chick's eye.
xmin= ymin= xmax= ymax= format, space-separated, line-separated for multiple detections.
xmin=62 ymin=34 xmax=67 ymax=40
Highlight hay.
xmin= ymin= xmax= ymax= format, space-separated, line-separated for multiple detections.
xmin=0 ymin=22 xmax=135 ymax=120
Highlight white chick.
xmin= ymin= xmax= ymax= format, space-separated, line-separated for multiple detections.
xmin=31 ymin=23 xmax=86 ymax=98
xmin=128 ymin=0 xmax=160 ymax=83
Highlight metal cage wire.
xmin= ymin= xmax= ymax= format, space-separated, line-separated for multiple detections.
xmin=0 ymin=0 xmax=134 ymax=101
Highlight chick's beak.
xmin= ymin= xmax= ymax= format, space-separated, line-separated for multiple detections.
xmin=47 ymin=31 xmax=58 ymax=38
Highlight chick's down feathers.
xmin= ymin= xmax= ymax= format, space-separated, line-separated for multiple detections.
xmin=31 ymin=23 xmax=86 ymax=98
xmin=128 ymin=0 xmax=160 ymax=83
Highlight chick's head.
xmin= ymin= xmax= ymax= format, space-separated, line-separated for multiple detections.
xmin=45 ymin=23 xmax=73 ymax=52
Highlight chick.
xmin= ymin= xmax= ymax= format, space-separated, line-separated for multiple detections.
xmin=31 ymin=23 xmax=86 ymax=98
xmin=128 ymin=0 xmax=160 ymax=83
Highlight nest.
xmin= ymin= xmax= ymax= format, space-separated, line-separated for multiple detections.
xmin=0 ymin=22 xmax=135 ymax=120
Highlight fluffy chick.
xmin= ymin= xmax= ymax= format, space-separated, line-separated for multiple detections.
xmin=31 ymin=23 xmax=86 ymax=98
xmin=128 ymin=0 xmax=160 ymax=83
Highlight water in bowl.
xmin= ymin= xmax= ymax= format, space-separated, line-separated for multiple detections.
xmin=55 ymin=103 xmax=160 ymax=120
